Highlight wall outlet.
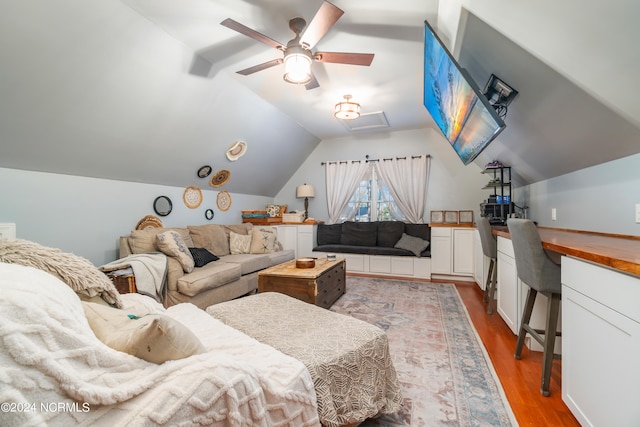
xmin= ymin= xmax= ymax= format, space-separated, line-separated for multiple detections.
xmin=551 ymin=208 xmax=557 ymax=221
xmin=636 ymin=204 xmax=640 ymax=223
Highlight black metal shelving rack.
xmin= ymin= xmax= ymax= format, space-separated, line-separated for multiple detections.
xmin=480 ymin=165 xmax=513 ymax=225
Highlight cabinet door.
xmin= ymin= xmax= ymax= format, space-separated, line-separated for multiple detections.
xmin=563 ymin=286 xmax=640 ymax=427
xmin=297 ymin=227 xmax=314 ymax=257
xmin=452 ymin=229 xmax=474 ymax=275
xmin=497 ymin=249 xmax=519 ymax=334
xmin=430 ymin=235 xmax=451 ymax=274
xmin=473 ymin=230 xmax=487 ymax=290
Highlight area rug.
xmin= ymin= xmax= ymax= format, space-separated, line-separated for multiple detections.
xmin=330 ymin=277 xmax=518 ymax=427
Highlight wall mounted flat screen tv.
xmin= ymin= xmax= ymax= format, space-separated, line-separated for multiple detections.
xmin=423 ymin=20 xmax=505 ymax=165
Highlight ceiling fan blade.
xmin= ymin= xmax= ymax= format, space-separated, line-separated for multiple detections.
xmin=314 ymin=52 xmax=374 ymax=66
xmin=220 ymin=18 xmax=284 ymax=50
xmin=299 ymin=1 xmax=344 ymax=49
xmin=236 ymin=58 xmax=283 ymax=76
xmin=305 ymin=73 xmax=320 ymax=90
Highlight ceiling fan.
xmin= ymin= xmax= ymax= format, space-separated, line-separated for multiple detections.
xmin=220 ymin=1 xmax=374 ymax=90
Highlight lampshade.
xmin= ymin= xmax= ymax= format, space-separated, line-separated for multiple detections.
xmin=296 ymin=184 xmax=315 ymax=198
xmin=283 ymin=48 xmax=312 ymax=85
xmin=334 ymin=94 xmax=360 ymax=120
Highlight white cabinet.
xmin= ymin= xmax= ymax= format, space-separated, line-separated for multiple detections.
xmin=431 ymin=226 xmax=474 ymax=278
xmin=275 ymin=224 xmax=316 ymax=258
xmin=562 ymin=257 xmax=640 ymax=427
xmin=473 ymin=229 xmax=489 ymax=290
xmin=496 ymin=236 xmax=561 ymax=351
xmin=496 ymin=238 xmax=520 ymax=334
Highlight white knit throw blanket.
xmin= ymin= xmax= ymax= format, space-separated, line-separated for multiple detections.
xmin=0 ymin=238 xmax=122 ymax=307
xmin=0 ymin=263 xmax=320 ymax=427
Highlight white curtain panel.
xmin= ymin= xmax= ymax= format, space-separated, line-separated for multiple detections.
xmin=325 ymin=161 xmax=371 ymax=224
xmin=374 ymin=155 xmax=430 ymax=223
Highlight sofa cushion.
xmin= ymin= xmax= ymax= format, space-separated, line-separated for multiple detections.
xmin=267 ymin=249 xmax=296 ymax=266
xmin=128 ymin=227 xmax=194 ymax=255
xmin=188 ymin=224 xmax=230 ymax=256
xmin=82 ymin=301 xmax=206 ymax=364
xmin=230 ymin=232 xmax=252 ymax=254
xmin=188 ymin=247 xmax=219 ymax=267
xmin=220 ymin=253 xmax=271 ymax=275
xmin=156 ymin=231 xmax=195 ymax=273
xmin=317 ymin=223 xmax=343 ymax=245
xmin=250 ymin=226 xmax=278 ymax=254
xmin=340 ymin=221 xmax=378 ymax=246
xmin=376 ymin=221 xmax=405 ymax=247
xmin=404 ymin=223 xmax=431 ymax=241
xmin=176 ymin=262 xmax=242 ymax=297
xmin=394 ymin=233 xmax=430 ymax=256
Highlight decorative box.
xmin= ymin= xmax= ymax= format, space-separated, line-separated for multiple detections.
xmin=283 ymin=212 xmax=305 ymax=223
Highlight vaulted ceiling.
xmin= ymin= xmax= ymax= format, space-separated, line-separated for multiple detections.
xmin=1 ymin=0 xmax=638 ymax=196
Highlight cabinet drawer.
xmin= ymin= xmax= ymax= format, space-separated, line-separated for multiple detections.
xmin=316 ymin=262 xmax=346 ymax=309
xmin=391 ymin=257 xmax=414 ymax=275
xmin=370 ymin=256 xmax=391 ymax=273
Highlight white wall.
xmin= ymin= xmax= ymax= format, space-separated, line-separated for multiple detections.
xmin=275 ymin=127 xmax=486 ymax=223
xmin=0 ymin=167 xmax=272 ymax=265
xmin=519 ymin=153 xmax=640 ymax=235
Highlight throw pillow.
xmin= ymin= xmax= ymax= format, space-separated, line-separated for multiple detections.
xmin=249 ymin=227 xmax=277 ymax=254
xmin=0 ymin=238 xmax=122 ymax=307
xmin=229 ymin=232 xmax=252 ymax=254
xmin=188 ymin=247 xmax=219 ymax=267
xmin=266 ymin=204 xmax=282 ymax=217
xmin=82 ymin=302 xmax=206 ymax=364
xmin=156 ymin=231 xmax=195 ymax=273
xmin=394 ymin=233 xmax=430 ymax=256
xmin=187 ymin=224 xmax=230 ymax=256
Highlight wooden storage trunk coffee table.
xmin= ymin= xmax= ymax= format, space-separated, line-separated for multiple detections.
xmin=258 ymin=258 xmax=346 ymax=309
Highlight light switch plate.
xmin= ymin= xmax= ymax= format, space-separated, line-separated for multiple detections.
xmin=551 ymin=208 xmax=557 ymax=221
xmin=636 ymin=204 xmax=640 ymax=223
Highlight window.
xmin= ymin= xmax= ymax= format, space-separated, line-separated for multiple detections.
xmin=339 ymin=170 xmax=404 ymax=222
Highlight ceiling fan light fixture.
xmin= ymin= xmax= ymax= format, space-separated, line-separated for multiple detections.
xmin=334 ymin=94 xmax=360 ymax=120
xmin=283 ymin=48 xmax=312 ymax=84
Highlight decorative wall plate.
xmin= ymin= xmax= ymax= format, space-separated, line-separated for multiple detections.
xmin=216 ymin=190 xmax=232 ymax=211
xmin=197 ymin=165 xmax=212 ymax=178
xmin=226 ymin=140 xmax=247 ymax=161
xmin=135 ymin=215 xmax=163 ymax=230
xmin=183 ymin=186 xmax=203 ymax=209
xmin=210 ymin=169 xmax=231 ymax=187
xmin=205 ymin=208 xmax=214 ymax=220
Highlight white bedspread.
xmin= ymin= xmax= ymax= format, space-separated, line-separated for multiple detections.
xmin=0 ymin=262 xmax=320 ymax=427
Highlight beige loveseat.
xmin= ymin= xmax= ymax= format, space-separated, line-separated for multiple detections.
xmin=119 ymin=223 xmax=294 ymax=309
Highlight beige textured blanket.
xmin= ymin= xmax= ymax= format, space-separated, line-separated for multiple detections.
xmin=0 ymin=263 xmax=320 ymax=427
xmin=207 ymin=292 xmax=404 ymax=427
xmin=100 ymin=253 xmax=167 ymax=302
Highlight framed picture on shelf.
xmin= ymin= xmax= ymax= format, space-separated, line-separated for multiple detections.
xmin=430 ymin=210 xmax=444 ymax=223
xmin=444 ymin=210 xmax=459 ymax=223
xmin=459 ymin=210 xmax=474 ymax=224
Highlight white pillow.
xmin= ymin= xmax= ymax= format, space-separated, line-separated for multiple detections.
xmin=229 ymin=232 xmax=252 ymax=254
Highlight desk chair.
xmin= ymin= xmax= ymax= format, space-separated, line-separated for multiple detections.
xmin=507 ymin=219 xmax=562 ymax=396
xmin=477 ymin=217 xmax=498 ymax=314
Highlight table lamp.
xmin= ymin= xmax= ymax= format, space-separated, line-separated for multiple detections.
xmin=296 ymin=184 xmax=315 ymax=220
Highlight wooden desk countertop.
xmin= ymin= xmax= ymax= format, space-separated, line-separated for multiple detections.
xmin=492 ymin=226 xmax=640 ymax=277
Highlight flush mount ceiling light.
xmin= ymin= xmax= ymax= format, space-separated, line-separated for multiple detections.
xmin=334 ymin=94 xmax=360 ymax=120
xmin=283 ymin=46 xmax=312 ymax=84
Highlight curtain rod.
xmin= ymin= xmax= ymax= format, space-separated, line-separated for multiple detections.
xmin=320 ymin=154 xmax=430 ymax=166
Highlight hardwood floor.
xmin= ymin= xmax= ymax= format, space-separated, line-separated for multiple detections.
xmin=455 ymin=281 xmax=580 ymax=427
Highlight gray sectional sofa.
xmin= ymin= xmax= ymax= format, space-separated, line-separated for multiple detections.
xmin=119 ymin=223 xmax=294 ymax=309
